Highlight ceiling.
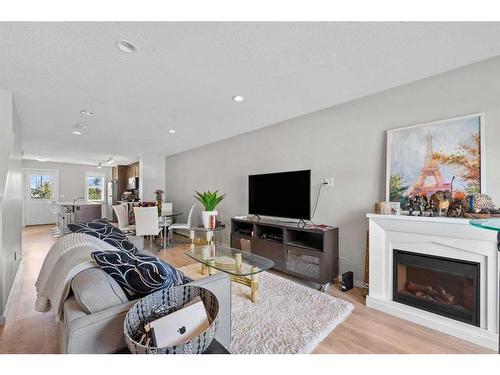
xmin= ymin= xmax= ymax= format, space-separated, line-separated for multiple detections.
xmin=1 ymin=22 xmax=500 ymax=166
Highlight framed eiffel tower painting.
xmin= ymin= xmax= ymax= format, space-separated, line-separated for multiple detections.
xmin=386 ymin=113 xmax=484 ymax=202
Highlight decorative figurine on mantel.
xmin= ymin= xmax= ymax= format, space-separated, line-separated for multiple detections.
xmin=405 ymin=194 xmax=429 ymax=216
xmin=416 ymin=194 xmax=427 ymax=216
xmin=462 ymin=192 xmax=500 ymax=218
xmin=430 ymin=190 xmax=452 ymax=217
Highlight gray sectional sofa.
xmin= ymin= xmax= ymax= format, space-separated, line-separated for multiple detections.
xmin=58 ymin=258 xmax=232 ymax=354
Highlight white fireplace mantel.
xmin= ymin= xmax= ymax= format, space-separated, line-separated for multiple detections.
xmin=366 ymin=213 xmax=498 ymax=350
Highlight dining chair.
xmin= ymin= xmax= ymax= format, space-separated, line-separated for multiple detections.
xmin=161 ymin=202 xmax=175 ymax=226
xmin=162 ymin=202 xmax=173 ymax=213
xmin=113 ymin=204 xmax=135 ymax=234
xmin=168 ymin=204 xmax=196 ymax=246
xmin=133 ymin=206 xmax=161 ymax=249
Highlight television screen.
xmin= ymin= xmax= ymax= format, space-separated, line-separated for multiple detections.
xmin=248 ymin=170 xmax=311 ymax=220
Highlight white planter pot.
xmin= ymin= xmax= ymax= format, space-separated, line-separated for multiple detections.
xmin=202 ymin=210 xmax=218 ymax=229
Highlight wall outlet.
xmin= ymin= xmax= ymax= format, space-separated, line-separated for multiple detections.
xmin=324 ymin=177 xmax=334 ymax=187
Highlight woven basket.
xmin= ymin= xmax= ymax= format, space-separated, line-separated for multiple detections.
xmin=124 ymin=285 xmax=219 ymax=354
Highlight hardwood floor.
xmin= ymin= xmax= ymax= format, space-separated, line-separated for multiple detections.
xmin=0 ymin=225 xmax=493 ymax=354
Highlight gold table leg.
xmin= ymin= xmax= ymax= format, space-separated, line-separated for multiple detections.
xmin=251 ymin=266 xmax=259 ymax=303
xmin=201 ymin=263 xmax=208 ymax=275
xmin=203 ymin=253 xmax=261 ymax=303
xmin=235 ymin=253 xmax=242 ymax=273
xmin=208 ymin=258 xmax=216 ymax=275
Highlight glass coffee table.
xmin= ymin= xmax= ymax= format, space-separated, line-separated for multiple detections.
xmin=185 ymin=244 xmax=274 ymax=303
xmin=189 ymin=225 xmax=226 ymax=245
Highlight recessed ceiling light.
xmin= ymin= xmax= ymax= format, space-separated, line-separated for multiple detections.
xmin=36 ymin=156 xmax=47 ymax=162
xmin=232 ymin=95 xmax=244 ymax=102
xmin=80 ymin=109 xmax=95 ymax=117
xmin=97 ymin=163 xmax=102 ymax=169
xmin=115 ymin=40 xmax=138 ymax=54
xmin=106 ymin=157 xmax=114 ymax=164
xmin=169 ymin=129 xmax=176 ymax=134
xmin=72 ymin=130 xmax=83 ymax=135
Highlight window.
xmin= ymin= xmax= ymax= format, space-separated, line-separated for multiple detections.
xmin=85 ymin=173 xmax=105 ymax=201
xmin=30 ymin=175 xmax=54 ymax=200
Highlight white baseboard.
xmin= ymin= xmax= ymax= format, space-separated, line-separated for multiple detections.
xmin=0 ymin=260 xmax=23 ymax=326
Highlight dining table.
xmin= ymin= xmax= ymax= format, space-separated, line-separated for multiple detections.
xmin=159 ymin=211 xmax=183 ymax=249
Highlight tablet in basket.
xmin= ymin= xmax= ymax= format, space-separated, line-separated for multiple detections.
xmin=146 ymin=300 xmax=210 ymax=347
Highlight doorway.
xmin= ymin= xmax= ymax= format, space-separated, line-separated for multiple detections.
xmin=25 ymin=168 xmax=59 ymax=225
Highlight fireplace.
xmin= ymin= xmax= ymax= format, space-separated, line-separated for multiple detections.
xmin=393 ymin=250 xmax=480 ymax=327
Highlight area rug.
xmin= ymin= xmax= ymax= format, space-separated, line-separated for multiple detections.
xmin=179 ymin=264 xmax=354 ymax=354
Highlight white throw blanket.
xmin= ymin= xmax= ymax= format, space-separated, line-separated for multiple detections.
xmin=35 ymin=233 xmax=116 ymax=321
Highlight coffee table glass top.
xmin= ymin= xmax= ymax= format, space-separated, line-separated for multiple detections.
xmin=185 ymin=244 xmax=274 ymax=276
xmin=470 ymin=219 xmax=500 ymax=232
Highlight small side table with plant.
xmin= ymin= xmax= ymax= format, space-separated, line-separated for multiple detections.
xmin=195 ymin=190 xmax=225 ymax=229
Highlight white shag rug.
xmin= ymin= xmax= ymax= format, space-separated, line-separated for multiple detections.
xmin=180 ymin=264 xmax=354 ymax=354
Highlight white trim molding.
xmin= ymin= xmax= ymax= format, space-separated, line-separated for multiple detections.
xmin=0 ymin=260 xmax=23 ymax=326
xmin=366 ymin=214 xmax=498 ymax=350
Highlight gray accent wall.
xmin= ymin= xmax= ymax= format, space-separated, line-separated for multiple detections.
xmin=0 ymin=91 xmax=23 ymax=323
xmin=165 ymin=56 xmax=500 ymax=285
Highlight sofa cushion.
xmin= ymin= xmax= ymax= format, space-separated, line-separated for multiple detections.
xmin=91 ymin=251 xmax=187 ymax=297
xmin=67 ymin=220 xmax=138 ymax=254
xmin=71 ymin=267 xmax=129 ymax=314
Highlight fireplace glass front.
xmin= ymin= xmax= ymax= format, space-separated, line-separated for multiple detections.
xmin=393 ymin=250 xmax=480 ymax=327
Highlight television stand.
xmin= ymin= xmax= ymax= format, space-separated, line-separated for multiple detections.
xmin=230 ymin=217 xmax=339 ymax=285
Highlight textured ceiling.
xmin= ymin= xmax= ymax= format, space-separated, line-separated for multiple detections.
xmin=1 ymin=22 xmax=500 ymax=165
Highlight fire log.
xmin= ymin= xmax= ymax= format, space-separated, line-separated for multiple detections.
xmin=404 ymin=281 xmax=456 ymax=305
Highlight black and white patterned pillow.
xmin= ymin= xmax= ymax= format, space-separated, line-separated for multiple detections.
xmin=67 ymin=219 xmax=138 ymax=254
xmin=91 ymin=251 xmax=188 ymax=297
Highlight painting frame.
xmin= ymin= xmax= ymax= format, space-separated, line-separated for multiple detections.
xmin=385 ymin=113 xmax=485 ymax=202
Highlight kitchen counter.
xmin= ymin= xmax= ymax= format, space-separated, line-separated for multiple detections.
xmin=57 ymin=201 xmax=103 ymax=222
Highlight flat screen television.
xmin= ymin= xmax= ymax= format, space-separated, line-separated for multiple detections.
xmin=248 ymin=169 xmax=311 ymax=220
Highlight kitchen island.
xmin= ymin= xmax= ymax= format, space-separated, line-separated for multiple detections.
xmin=57 ymin=201 xmax=103 ymax=223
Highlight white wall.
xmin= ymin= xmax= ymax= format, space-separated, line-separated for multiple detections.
xmin=21 ymin=160 xmax=112 ymax=222
xmin=139 ymin=153 xmax=166 ymax=202
xmin=0 ymin=90 xmax=23 ymax=323
xmin=165 ymin=56 xmax=500 ymax=285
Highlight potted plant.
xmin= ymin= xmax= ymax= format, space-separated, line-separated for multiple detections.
xmin=194 ymin=190 xmax=226 ymax=228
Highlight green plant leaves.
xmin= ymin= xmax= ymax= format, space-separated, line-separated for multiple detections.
xmin=194 ymin=190 xmax=226 ymax=211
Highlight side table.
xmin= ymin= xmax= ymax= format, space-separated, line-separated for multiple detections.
xmin=470 ymin=218 xmax=500 ymax=353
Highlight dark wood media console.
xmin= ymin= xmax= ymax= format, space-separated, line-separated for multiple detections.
xmin=230 ymin=218 xmax=339 ymax=286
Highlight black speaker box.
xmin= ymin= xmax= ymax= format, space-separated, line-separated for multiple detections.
xmin=341 ymin=271 xmax=353 ymax=292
